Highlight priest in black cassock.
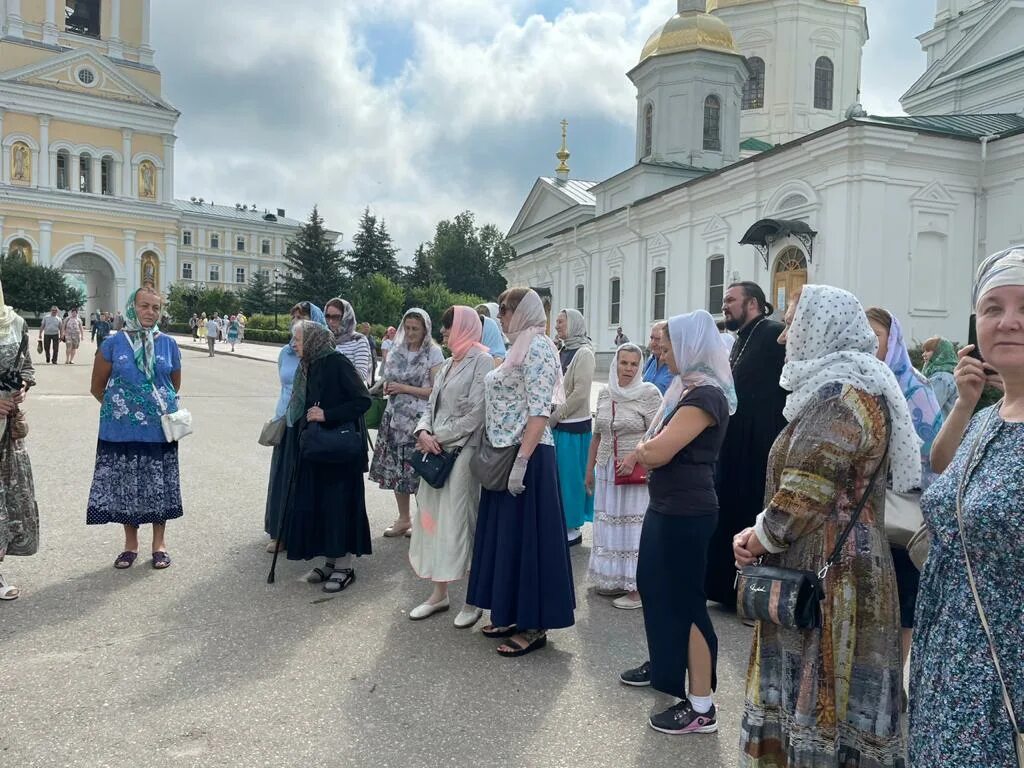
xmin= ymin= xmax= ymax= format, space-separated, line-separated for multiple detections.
xmin=705 ymin=281 xmax=789 ymax=606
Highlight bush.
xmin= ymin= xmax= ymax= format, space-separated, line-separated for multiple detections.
xmin=242 ymin=328 xmax=291 ymax=343
xmin=163 ymin=323 xmax=191 ymax=335
xmin=246 ymin=314 xmax=291 ymax=331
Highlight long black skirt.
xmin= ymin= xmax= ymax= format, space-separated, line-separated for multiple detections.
xmin=264 ymin=426 xmax=299 ymax=538
xmin=466 ymin=445 xmax=576 ymax=630
xmin=637 ymin=509 xmax=718 ymax=699
xmin=283 ymin=459 xmax=371 ymax=561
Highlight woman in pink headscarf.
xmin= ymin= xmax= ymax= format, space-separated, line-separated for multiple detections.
xmin=409 ymin=306 xmax=494 ymax=627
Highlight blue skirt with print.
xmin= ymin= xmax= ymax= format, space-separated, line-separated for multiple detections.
xmin=86 ymin=440 xmax=183 ymax=526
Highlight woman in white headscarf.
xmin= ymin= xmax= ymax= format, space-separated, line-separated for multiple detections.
xmin=910 ymin=246 xmax=1024 ymax=768
xmin=733 ymin=285 xmax=916 ymax=767
xmin=585 ymin=343 xmax=662 ymax=609
xmin=369 ymin=308 xmax=445 ymax=537
xmin=551 ymin=307 xmax=596 ymax=546
xmin=617 ymin=310 xmax=735 ymax=735
xmin=466 ymin=288 xmax=575 ymax=658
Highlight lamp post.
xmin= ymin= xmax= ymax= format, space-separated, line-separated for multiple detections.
xmin=273 ymin=269 xmax=282 ymax=329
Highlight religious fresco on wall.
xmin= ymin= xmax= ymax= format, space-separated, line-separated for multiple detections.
xmin=139 ymin=160 xmax=157 ymax=199
xmin=11 ymin=142 xmax=31 ymax=184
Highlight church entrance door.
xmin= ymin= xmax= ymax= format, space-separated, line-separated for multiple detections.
xmin=62 ymin=252 xmax=115 ymax=319
xmin=772 ymin=247 xmax=808 ymax=315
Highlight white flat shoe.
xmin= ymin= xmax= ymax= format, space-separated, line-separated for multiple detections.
xmin=612 ymin=595 xmax=643 ymax=610
xmin=409 ymin=596 xmax=450 ymax=620
xmin=454 ymin=606 xmax=483 ymax=628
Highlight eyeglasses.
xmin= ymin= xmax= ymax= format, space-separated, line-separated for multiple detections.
xmin=325 ymin=312 xmax=343 ymax=320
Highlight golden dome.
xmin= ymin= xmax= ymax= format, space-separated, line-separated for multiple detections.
xmin=639 ymin=6 xmax=739 ymax=63
xmin=706 ymin=0 xmax=859 ymax=10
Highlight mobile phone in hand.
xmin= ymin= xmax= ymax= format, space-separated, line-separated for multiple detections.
xmin=967 ymin=314 xmax=983 ymax=362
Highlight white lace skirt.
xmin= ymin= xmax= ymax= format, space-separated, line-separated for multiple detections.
xmin=587 ymin=456 xmax=648 ymax=592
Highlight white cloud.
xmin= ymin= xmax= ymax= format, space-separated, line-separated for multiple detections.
xmin=154 ymin=0 xmax=935 ymax=259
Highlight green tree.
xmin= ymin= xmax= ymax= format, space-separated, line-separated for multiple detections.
xmin=239 ymin=270 xmax=275 ymax=316
xmin=349 ymin=273 xmax=405 ymax=326
xmin=406 ymin=282 xmax=486 ymax=340
xmin=0 ymin=252 xmax=84 ymax=313
xmin=280 ymin=206 xmax=345 ymax=307
xmin=345 ymin=207 xmax=401 ymax=283
xmin=402 ymin=243 xmax=435 ymax=290
xmin=166 ymin=283 xmax=237 ymax=322
xmin=429 ymin=211 xmax=513 ymax=300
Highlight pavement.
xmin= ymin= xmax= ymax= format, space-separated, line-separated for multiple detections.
xmin=1 ymin=344 xmax=754 ymax=768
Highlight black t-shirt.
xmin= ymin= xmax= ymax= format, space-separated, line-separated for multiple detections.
xmin=647 ymin=385 xmax=731 ymax=516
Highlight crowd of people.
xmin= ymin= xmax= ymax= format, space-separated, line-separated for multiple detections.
xmin=1 ymin=243 xmax=1023 ymax=767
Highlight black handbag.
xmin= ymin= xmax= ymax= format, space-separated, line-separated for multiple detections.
xmin=410 ymin=447 xmax=462 ymax=489
xmin=736 ymin=409 xmax=890 ymax=630
xmin=300 ymin=421 xmax=366 ymax=464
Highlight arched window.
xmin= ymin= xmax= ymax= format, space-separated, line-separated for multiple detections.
xmin=642 ymin=103 xmax=654 ymax=158
xmin=56 ymin=149 xmax=70 ymax=190
xmin=814 ymin=57 xmax=834 ymax=110
xmin=772 ymin=246 xmax=808 ymax=315
xmin=101 ymin=155 xmax=115 ymax=195
xmin=707 ymin=256 xmax=725 ymax=313
xmin=742 ymin=57 xmax=765 ymax=110
xmin=79 ymin=152 xmax=91 ymax=192
xmin=703 ymin=95 xmax=722 ymax=152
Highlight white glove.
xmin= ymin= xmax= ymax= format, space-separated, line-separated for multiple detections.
xmin=508 ymin=455 xmax=529 ymax=496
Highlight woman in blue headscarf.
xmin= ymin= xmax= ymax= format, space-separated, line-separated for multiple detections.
xmin=264 ymin=301 xmax=326 ymax=553
xmin=87 ymin=286 xmax=183 ymax=570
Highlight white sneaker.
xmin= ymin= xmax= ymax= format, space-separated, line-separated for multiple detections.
xmin=409 ymin=596 xmax=450 ymax=620
xmin=454 ymin=605 xmax=483 ymax=629
xmin=567 ymin=527 xmax=583 ymax=546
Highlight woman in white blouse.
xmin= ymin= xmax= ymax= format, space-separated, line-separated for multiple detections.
xmin=585 ymin=344 xmax=662 ymax=609
xmin=466 ymin=288 xmax=576 ymax=658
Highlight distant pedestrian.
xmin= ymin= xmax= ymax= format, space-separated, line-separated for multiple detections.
xmin=61 ymin=308 xmax=83 ymax=364
xmin=358 ymin=322 xmax=379 ymax=384
xmin=113 ymin=312 xmax=124 ymax=331
xmin=205 ymin=315 xmax=218 ymax=356
xmin=921 ymin=336 xmax=958 ymax=417
xmin=189 ymin=313 xmax=199 ymax=341
xmin=38 ymin=306 xmax=62 ymax=364
xmin=236 ymin=312 xmax=246 ymax=343
xmin=227 ymin=315 xmax=240 ymax=352
xmin=198 ymin=313 xmax=208 ymax=341
xmin=89 ymin=310 xmax=100 ymax=342
xmin=379 ymin=326 xmax=396 ymax=369
xmin=93 ymin=313 xmax=112 ymax=346
xmin=87 ymin=286 xmax=183 ymax=571
xmin=614 ymin=327 xmax=629 ymax=346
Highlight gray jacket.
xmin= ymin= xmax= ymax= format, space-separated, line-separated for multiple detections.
xmin=415 ymin=350 xmax=491 ymax=450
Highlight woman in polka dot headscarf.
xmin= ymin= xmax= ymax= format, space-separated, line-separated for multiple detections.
xmin=734 ymin=284 xmax=915 ymax=767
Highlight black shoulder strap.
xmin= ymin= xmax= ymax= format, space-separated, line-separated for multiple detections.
xmin=822 ymin=403 xmax=892 ymax=574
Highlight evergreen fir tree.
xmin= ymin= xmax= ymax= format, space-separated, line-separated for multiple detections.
xmin=345 ymin=207 xmax=401 ymax=282
xmin=239 ymin=270 xmax=275 ymax=316
xmin=280 ymin=206 xmax=345 ymax=308
xmin=402 ymin=243 xmax=435 ymax=289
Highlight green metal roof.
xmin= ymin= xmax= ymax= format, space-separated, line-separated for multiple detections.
xmin=740 ymin=137 xmax=774 ymax=152
xmin=859 ymin=114 xmax=1024 ymax=139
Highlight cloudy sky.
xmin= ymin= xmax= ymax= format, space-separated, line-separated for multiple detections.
xmin=152 ymin=0 xmax=935 ymax=258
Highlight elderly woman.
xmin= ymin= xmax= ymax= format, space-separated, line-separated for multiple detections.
xmin=264 ymin=301 xmax=326 ymax=553
xmin=911 ymin=246 xmax=1024 ymax=768
xmin=733 ymin=285 xmax=917 ymax=766
xmin=922 ymin=336 xmax=959 ymax=417
xmin=551 ymin=308 xmax=596 ymax=546
xmin=61 ymin=308 xmax=84 ymax=364
xmin=370 ymin=309 xmax=445 ymax=537
xmin=0 ymin=277 xmax=38 ymax=601
xmin=88 ymin=287 xmax=184 ymax=570
xmin=409 ymin=306 xmax=492 ymax=626
xmin=467 ymin=288 xmax=576 ymax=657
xmin=325 ymin=298 xmax=373 ymax=384
xmin=618 ymin=312 xmax=735 ymax=734
xmin=585 ymin=343 xmax=661 ymax=609
xmin=282 ymin=321 xmax=372 ymax=593
xmin=867 ymin=306 xmax=944 ymax=673
xmin=475 ymin=303 xmax=507 ymax=364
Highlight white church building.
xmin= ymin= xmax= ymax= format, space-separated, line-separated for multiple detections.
xmin=502 ymin=0 xmax=1024 ymax=353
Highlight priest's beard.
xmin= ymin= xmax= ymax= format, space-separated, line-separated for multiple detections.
xmin=724 ymin=309 xmax=753 ymax=332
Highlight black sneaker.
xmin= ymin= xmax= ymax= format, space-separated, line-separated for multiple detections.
xmin=619 ymin=661 xmax=651 ymax=687
xmin=649 ymin=700 xmax=718 ymax=735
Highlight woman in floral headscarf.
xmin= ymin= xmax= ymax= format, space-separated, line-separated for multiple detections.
xmin=87 ymin=286 xmax=183 ymax=570
xmin=0 ymin=274 xmax=37 ymax=601
xmin=369 ymin=308 xmax=445 ymax=537
xmin=922 ymin=336 xmax=959 ymax=417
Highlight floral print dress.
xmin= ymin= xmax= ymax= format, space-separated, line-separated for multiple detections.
xmin=0 ymin=316 xmax=38 ymax=560
xmin=910 ymin=406 xmax=1024 ymax=768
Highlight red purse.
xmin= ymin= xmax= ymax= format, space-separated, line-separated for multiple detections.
xmin=612 ymin=401 xmax=647 ymax=486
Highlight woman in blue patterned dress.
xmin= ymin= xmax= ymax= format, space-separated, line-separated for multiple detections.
xmin=466 ymin=288 xmax=576 ymax=657
xmin=87 ymin=287 xmax=183 ymax=570
xmin=911 ymin=246 xmax=1024 ymax=768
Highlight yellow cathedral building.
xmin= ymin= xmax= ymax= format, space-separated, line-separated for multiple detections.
xmin=0 ymin=0 xmax=313 ymax=316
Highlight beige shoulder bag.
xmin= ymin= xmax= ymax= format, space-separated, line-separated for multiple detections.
xmin=955 ymin=405 xmax=1024 ymax=768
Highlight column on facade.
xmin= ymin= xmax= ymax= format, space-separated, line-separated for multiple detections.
xmin=0 ymin=216 xmax=5 ymax=254
xmin=139 ymin=0 xmax=154 ymax=64
xmin=38 ymin=115 xmax=50 ymax=189
xmin=70 ymin=153 xmax=81 ymax=192
xmin=38 ymin=221 xmax=53 ymax=267
xmin=123 ymin=229 xmax=137 ymax=291
xmin=43 ymin=0 xmax=58 ymax=44
xmin=107 ymin=0 xmax=123 ymax=57
xmin=121 ymin=129 xmax=132 ymax=198
xmin=162 ymin=134 xmax=175 ymax=203
xmin=116 ymin=278 xmax=129 ymax=311
xmin=163 ymin=234 xmax=177 ymax=294
xmin=224 ymin=257 xmax=234 ymax=289
xmin=90 ymin=155 xmax=101 ymax=195
xmin=0 ymin=109 xmax=5 ymax=185
xmin=6 ymin=0 xmax=24 ymax=38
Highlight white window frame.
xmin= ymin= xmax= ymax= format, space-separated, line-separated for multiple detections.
xmin=652 ymin=268 xmax=666 ymax=321
xmin=181 ymin=262 xmax=193 ymax=280
xmin=182 ymin=231 xmax=192 ymax=246
xmin=210 ymin=233 xmax=220 ymax=249
xmin=261 ymin=239 xmax=271 ymax=255
xmin=235 ymin=267 xmax=246 ymax=284
xmin=707 ymin=255 xmax=725 ymax=314
xmin=209 ymin=265 xmax=220 ymax=282
xmin=609 ymin=277 xmax=621 ymax=326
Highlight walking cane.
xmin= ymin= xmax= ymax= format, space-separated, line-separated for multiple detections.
xmin=268 ymin=420 xmax=305 ymax=584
